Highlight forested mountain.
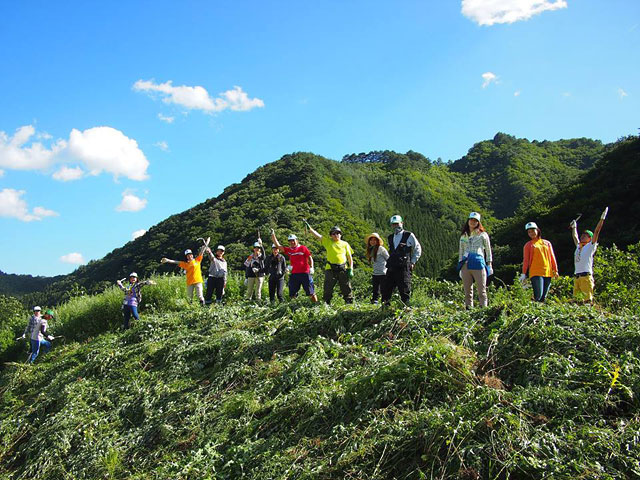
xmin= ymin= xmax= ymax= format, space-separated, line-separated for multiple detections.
xmin=5 ymin=133 xmax=621 ymax=305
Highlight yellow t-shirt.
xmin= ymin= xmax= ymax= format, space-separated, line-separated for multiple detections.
xmin=529 ymin=240 xmax=552 ymax=277
xmin=321 ymin=237 xmax=353 ymax=270
xmin=178 ymin=255 xmax=204 ymax=285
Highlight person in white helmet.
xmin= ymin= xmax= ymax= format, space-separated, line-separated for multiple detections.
xmin=381 ymin=215 xmax=422 ymax=306
xmin=570 ymin=207 xmax=608 ymax=302
xmin=244 ymin=238 xmax=266 ymax=301
xmin=521 ymin=222 xmax=558 ymax=302
xmin=266 ymin=243 xmax=287 ymax=303
xmin=161 ymin=246 xmax=206 ymax=305
xmin=20 ymin=306 xmax=54 ymax=364
xmin=458 ymin=212 xmax=493 ymax=308
xmin=271 ymin=229 xmax=318 ymax=302
xmin=116 ymin=272 xmax=155 ymax=329
xmin=205 ymin=245 xmax=228 ymax=305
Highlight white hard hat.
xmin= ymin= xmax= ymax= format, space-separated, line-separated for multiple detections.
xmin=525 ymin=222 xmax=539 ymax=231
xmin=272 ymin=244 xmax=277 ymax=248
xmin=469 ymin=212 xmax=481 ymax=221
xmin=129 ymin=272 xmax=138 ymax=278
xmin=390 ymin=214 xmax=403 ymax=224
xmin=253 ymin=242 xmax=261 ymax=248
xmin=216 ymin=245 xmax=225 ymax=251
xmin=287 ymin=234 xmax=298 ymax=241
xmin=33 ymin=306 xmax=41 ymax=312
xmin=184 ymin=249 xmax=193 ymax=255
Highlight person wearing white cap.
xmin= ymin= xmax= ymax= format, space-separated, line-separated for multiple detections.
xmin=521 ymin=222 xmax=558 ymax=302
xmin=116 ymin=272 xmax=155 ymax=329
xmin=365 ymin=233 xmax=389 ymax=304
xmin=204 ymin=245 xmax=228 ymax=305
xmin=271 ymin=229 xmax=318 ymax=302
xmin=266 ymin=243 xmax=287 ymax=303
xmin=458 ymin=212 xmax=493 ymax=308
xmin=20 ymin=306 xmax=54 ymax=363
xmin=160 ymin=246 xmax=206 ymax=305
xmin=381 ymin=214 xmax=422 ymax=306
xmin=244 ymin=238 xmax=266 ymax=301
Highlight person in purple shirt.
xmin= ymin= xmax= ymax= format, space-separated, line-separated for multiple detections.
xmin=117 ymin=272 xmax=155 ymax=329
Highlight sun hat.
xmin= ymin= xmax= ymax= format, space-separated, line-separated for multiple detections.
xmin=365 ymin=233 xmax=384 ymax=246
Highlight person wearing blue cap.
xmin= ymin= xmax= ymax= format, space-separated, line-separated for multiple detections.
xmin=570 ymin=207 xmax=608 ymax=302
xmin=458 ymin=212 xmax=493 ymax=308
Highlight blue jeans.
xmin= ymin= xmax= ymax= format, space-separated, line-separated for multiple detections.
xmin=29 ymin=338 xmax=51 ymax=363
xmin=122 ymin=305 xmax=139 ymax=329
xmin=530 ymin=276 xmax=551 ymax=302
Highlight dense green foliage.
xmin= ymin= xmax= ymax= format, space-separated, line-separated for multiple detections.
xmin=1 ymin=250 xmax=640 ymax=479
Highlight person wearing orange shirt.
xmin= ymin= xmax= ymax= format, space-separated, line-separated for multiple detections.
xmin=161 ymin=246 xmax=206 ymax=306
xmin=520 ymin=222 xmax=559 ymax=302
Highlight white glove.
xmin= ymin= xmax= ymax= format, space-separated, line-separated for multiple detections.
xmin=309 ymin=267 xmax=315 ymax=275
xmin=519 ymin=273 xmax=527 ymax=283
xmin=46 ymin=335 xmax=54 ymax=341
xmin=287 ymin=265 xmax=293 ymax=273
xmin=601 ymin=207 xmax=608 ymax=220
xmin=244 ymin=278 xmax=248 ymax=286
xmin=570 ymin=220 xmax=577 ymax=229
xmin=16 ymin=334 xmax=25 ymax=341
xmin=252 ymin=267 xmax=259 ymax=274
xmin=486 ymin=266 xmax=493 ymax=277
xmin=458 ymin=270 xmax=463 ymax=279
xmin=160 ymin=258 xmax=167 ymax=264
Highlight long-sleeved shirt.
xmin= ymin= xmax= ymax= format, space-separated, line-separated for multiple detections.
xmin=369 ymin=246 xmax=390 ymax=275
xmin=117 ymin=280 xmax=152 ymax=307
xmin=523 ymin=239 xmax=558 ymax=277
xmin=390 ymin=230 xmax=422 ymax=265
xmin=208 ymin=256 xmax=228 ymax=279
xmin=244 ymin=245 xmax=266 ymax=278
xmin=24 ymin=315 xmax=48 ymax=341
xmin=459 ymin=231 xmax=492 ymax=263
xmin=266 ymin=253 xmax=287 ymax=278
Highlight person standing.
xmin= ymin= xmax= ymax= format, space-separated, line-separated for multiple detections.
xmin=266 ymin=244 xmax=287 ymax=303
xmin=20 ymin=306 xmax=54 ymax=364
xmin=570 ymin=208 xmax=608 ymax=302
xmin=205 ymin=245 xmax=228 ymax=305
xmin=458 ymin=212 xmax=493 ymax=308
xmin=161 ymin=246 xmax=206 ymax=305
xmin=306 ymin=222 xmax=354 ymax=304
xmin=117 ymin=272 xmax=155 ymax=329
xmin=271 ymin=229 xmax=318 ymax=302
xmin=521 ymin=222 xmax=559 ymax=302
xmin=381 ymin=215 xmax=422 ymax=306
xmin=244 ymin=240 xmax=266 ymax=301
xmin=366 ymin=233 xmax=389 ymax=304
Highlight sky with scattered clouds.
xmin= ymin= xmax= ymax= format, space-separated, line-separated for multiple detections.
xmin=1 ymin=0 xmax=638 ymax=276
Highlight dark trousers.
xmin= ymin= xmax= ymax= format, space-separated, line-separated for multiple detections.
xmin=382 ymin=265 xmax=412 ymax=304
xmin=371 ymin=274 xmax=386 ymax=303
xmin=205 ymin=276 xmax=225 ymax=304
xmin=323 ymin=269 xmax=353 ymax=304
xmin=268 ymin=275 xmax=285 ymax=302
xmin=530 ymin=276 xmax=551 ymax=302
xmin=122 ymin=305 xmax=139 ymax=329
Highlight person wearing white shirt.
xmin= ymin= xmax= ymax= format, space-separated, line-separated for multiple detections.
xmin=381 ymin=215 xmax=422 ymax=306
xmin=570 ymin=207 xmax=608 ymax=302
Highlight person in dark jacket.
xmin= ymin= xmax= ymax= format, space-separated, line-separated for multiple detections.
xmin=244 ymin=239 xmax=266 ymax=301
xmin=381 ymin=214 xmax=422 ymax=306
xmin=266 ymin=244 xmax=287 ymax=303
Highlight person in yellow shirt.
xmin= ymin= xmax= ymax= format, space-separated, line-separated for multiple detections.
xmin=161 ymin=247 xmax=206 ymax=305
xmin=520 ymin=222 xmax=559 ymax=302
xmin=305 ymin=222 xmax=354 ymax=304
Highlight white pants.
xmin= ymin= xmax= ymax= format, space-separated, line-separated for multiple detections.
xmin=245 ymin=276 xmax=264 ymax=300
xmin=187 ymin=282 xmax=204 ymax=304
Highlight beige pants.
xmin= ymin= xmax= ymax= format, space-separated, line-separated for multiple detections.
xmin=246 ymin=276 xmax=265 ymax=300
xmin=462 ymin=264 xmax=487 ymax=307
xmin=187 ymin=282 xmax=204 ymax=304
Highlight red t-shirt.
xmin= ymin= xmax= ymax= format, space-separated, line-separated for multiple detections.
xmin=283 ymin=245 xmax=311 ymax=274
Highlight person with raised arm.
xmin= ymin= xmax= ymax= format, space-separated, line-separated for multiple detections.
xmin=161 ymin=246 xmax=206 ymax=306
xmin=271 ymin=229 xmax=318 ymax=302
xmin=116 ymin=272 xmax=155 ymax=329
xmin=305 ymin=221 xmax=354 ymax=304
xmin=244 ymin=239 xmax=266 ymax=301
xmin=204 ymin=245 xmax=228 ymax=305
xmin=570 ymin=207 xmax=608 ymax=302
xmin=266 ymin=243 xmax=287 ymax=304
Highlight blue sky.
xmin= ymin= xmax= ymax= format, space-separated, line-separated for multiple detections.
xmin=1 ymin=0 xmax=638 ymax=276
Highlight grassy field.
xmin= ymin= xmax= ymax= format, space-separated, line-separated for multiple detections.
xmin=1 ymin=256 xmax=639 ymax=479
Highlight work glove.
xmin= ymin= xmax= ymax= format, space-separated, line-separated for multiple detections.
xmin=309 ymin=267 xmax=315 ymax=275
xmin=244 ymin=278 xmax=248 ymax=286
xmin=601 ymin=207 xmax=609 ymax=220
xmin=252 ymin=267 xmax=259 ymax=274
xmin=46 ymin=335 xmax=54 ymax=341
xmin=347 ymin=268 xmax=354 ymax=278
xmin=519 ymin=273 xmax=527 ymax=284
xmin=16 ymin=334 xmax=25 ymax=341
xmin=160 ymin=258 xmax=167 ymax=264
xmin=486 ymin=266 xmax=494 ymax=277
xmin=287 ymin=265 xmax=293 ymax=273
xmin=570 ymin=220 xmax=577 ymax=229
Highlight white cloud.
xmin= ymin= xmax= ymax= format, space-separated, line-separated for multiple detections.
xmin=462 ymin=0 xmax=568 ymax=26
xmin=481 ymin=72 xmax=498 ymax=88
xmin=514 ymin=90 xmax=521 ymax=96
xmin=0 ymin=125 xmax=149 ymax=181
xmin=133 ymin=79 xmax=264 ymax=113
xmin=154 ymin=141 xmax=169 ymax=151
xmin=131 ymin=229 xmax=147 ymax=240
xmin=53 ymin=166 xmax=84 ymax=181
xmin=60 ymin=252 xmax=85 ymax=265
xmin=618 ymin=88 xmax=628 ymax=99
xmin=116 ymin=191 xmax=147 ymax=212
xmin=0 ymin=188 xmax=59 ymax=222
xmin=158 ymin=113 xmax=175 ymax=124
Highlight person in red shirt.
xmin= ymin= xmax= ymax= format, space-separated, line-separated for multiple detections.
xmin=271 ymin=229 xmax=318 ymax=302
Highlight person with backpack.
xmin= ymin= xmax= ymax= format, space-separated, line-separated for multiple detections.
xmin=570 ymin=207 xmax=608 ymax=302
xmin=458 ymin=212 xmax=493 ymax=308
xmin=205 ymin=245 xmax=228 ymax=305
xmin=521 ymin=222 xmax=559 ymax=302
xmin=117 ymin=272 xmax=155 ymax=329
xmin=244 ymin=239 xmax=266 ymax=301
xmin=305 ymin=222 xmax=354 ymax=304
xmin=271 ymin=229 xmax=318 ymax=302
xmin=161 ymin=246 xmax=206 ymax=305
xmin=381 ymin=215 xmax=422 ymax=306
xmin=266 ymin=243 xmax=287 ymax=303
xmin=19 ymin=306 xmax=54 ymax=364
xmin=366 ymin=233 xmax=389 ymax=304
